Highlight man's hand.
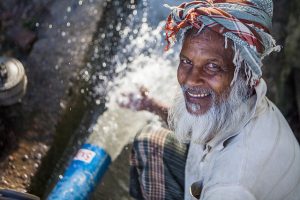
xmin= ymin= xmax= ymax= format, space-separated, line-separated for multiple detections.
xmin=118 ymin=86 xmax=169 ymax=123
xmin=118 ymin=86 xmax=151 ymax=111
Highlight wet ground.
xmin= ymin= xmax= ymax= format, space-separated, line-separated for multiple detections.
xmin=0 ymin=0 xmax=108 ymax=195
xmin=0 ymin=0 xmax=49 ymax=192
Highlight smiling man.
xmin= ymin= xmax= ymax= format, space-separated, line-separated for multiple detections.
xmin=128 ymin=0 xmax=300 ymax=199
xmin=169 ymin=27 xmax=252 ymax=145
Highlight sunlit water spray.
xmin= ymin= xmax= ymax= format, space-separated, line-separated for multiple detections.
xmin=87 ymin=0 xmax=186 ymax=160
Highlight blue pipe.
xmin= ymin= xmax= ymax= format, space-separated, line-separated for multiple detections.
xmin=47 ymin=143 xmax=111 ymax=200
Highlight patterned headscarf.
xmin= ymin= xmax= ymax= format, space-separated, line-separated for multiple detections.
xmin=165 ymin=0 xmax=280 ymax=86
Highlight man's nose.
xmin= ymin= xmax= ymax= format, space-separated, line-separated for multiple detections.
xmin=186 ymin=66 xmax=205 ymax=86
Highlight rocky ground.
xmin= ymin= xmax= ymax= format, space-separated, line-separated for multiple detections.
xmin=0 ymin=0 xmax=106 ymax=196
xmin=0 ymin=0 xmax=50 ymax=192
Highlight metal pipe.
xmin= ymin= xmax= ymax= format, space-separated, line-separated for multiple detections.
xmin=46 ymin=108 xmax=152 ymax=200
xmin=47 ymin=144 xmax=111 ymax=200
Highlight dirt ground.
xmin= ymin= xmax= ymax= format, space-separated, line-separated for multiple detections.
xmin=0 ymin=0 xmax=50 ymax=192
xmin=0 ymin=0 xmax=106 ymax=195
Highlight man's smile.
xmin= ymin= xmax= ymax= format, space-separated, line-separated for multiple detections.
xmin=181 ymin=86 xmax=214 ymax=115
xmin=186 ymin=90 xmax=210 ymax=98
xmin=184 ymin=89 xmax=212 ymax=105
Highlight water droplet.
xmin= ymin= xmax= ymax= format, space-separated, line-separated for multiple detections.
xmin=67 ymin=22 xmax=71 ymax=27
xmin=22 ymin=154 xmax=29 ymax=161
xmin=61 ymin=31 xmax=66 ymax=37
xmin=142 ymin=0 xmax=147 ymax=6
xmin=60 ymin=101 xmax=66 ymax=109
xmin=81 ymin=70 xmax=90 ymax=81
xmin=22 ymin=174 xmax=28 ymax=180
xmin=2 ymin=179 xmax=8 ymax=185
xmin=8 ymin=155 xmax=14 ymax=161
xmin=49 ymin=24 xmax=53 ymax=29
xmin=78 ymin=0 xmax=83 ymax=5
xmin=67 ymin=6 xmax=72 ymax=12
xmin=34 ymin=153 xmax=42 ymax=160
xmin=35 ymin=22 xmax=40 ymax=27
xmin=94 ymin=47 xmax=99 ymax=54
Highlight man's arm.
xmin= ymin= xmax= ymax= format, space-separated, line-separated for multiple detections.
xmin=140 ymin=95 xmax=169 ymax=123
xmin=118 ymin=86 xmax=169 ymax=123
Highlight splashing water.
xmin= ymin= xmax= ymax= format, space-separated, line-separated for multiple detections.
xmin=84 ymin=1 xmax=189 ymax=199
xmin=85 ymin=0 xmax=188 ymax=161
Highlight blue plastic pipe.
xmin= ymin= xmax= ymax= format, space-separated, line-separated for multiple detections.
xmin=47 ymin=143 xmax=111 ymax=200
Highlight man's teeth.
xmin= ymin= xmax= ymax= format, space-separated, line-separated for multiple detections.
xmin=187 ymin=91 xmax=209 ymax=98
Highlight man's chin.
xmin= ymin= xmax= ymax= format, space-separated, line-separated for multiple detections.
xmin=186 ymin=103 xmax=210 ymax=116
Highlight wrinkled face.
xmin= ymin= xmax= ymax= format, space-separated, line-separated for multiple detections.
xmin=177 ymin=28 xmax=235 ymax=115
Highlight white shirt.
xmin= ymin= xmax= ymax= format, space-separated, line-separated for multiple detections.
xmin=185 ymin=79 xmax=300 ymax=200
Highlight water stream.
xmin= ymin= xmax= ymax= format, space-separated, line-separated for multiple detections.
xmin=89 ymin=0 xmax=189 ymax=159
xmin=87 ymin=0 xmax=187 ymax=198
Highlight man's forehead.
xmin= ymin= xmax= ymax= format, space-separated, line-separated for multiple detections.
xmin=182 ymin=28 xmax=234 ymax=59
xmin=184 ymin=28 xmax=225 ymax=44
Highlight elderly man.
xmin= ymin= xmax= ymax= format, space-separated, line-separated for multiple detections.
xmin=127 ymin=0 xmax=300 ymax=199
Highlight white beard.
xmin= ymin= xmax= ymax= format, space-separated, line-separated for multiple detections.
xmin=168 ymin=76 xmax=252 ymax=145
xmin=168 ymin=76 xmax=255 ymax=199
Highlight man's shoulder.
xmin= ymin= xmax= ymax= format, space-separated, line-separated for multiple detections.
xmin=207 ymin=98 xmax=300 ymax=199
xmin=246 ymin=97 xmax=297 ymax=151
xmin=225 ymin=97 xmax=300 ymax=173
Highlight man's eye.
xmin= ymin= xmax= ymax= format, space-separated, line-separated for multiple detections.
xmin=180 ymin=58 xmax=191 ymax=65
xmin=205 ymin=63 xmax=221 ymax=72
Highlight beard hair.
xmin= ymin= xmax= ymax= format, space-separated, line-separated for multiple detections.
xmin=168 ymin=75 xmax=253 ymax=144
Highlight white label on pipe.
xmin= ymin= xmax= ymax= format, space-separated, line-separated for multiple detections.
xmin=74 ymin=149 xmax=96 ymax=163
